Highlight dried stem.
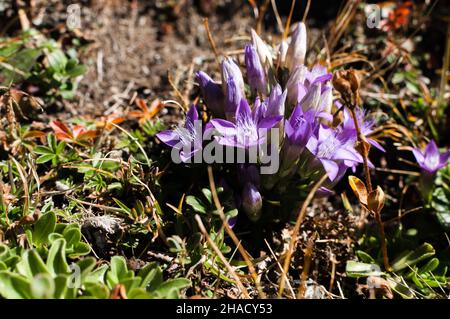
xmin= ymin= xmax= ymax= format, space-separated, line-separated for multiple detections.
xmin=348 ymin=107 xmax=390 ymax=271
xmin=207 ymin=166 xmax=265 ymax=298
xmin=278 ymin=174 xmax=328 ymax=297
xmin=283 ymin=0 xmax=296 ymax=40
xmin=203 ymin=18 xmax=221 ymax=69
xmin=194 ymin=214 xmax=250 ymax=299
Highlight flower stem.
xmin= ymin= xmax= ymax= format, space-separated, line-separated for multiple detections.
xmin=349 ymin=107 xmax=390 ymax=271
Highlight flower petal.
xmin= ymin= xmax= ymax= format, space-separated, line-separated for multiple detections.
xmin=156 ymin=130 xmax=181 ymax=149
xmin=320 ymin=159 xmax=339 ymax=181
xmin=210 ymin=119 xmax=237 ymax=136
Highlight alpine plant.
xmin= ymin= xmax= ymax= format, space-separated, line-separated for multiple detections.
xmin=157 ymin=22 xmax=383 ymax=222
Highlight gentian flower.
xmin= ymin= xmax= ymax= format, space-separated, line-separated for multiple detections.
xmin=286 ymin=65 xmax=307 ymax=106
xmin=210 ymin=98 xmax=282 ymax=149
xmin=412 ymin=140 xmax=450 ymax=202
xmin=156 ymin=105 xmax=202 ymax=162
xmin=306 ymin=125 xmax=362 ymax=181
xmin=412 ymin=140 xmax=450 ymax=174
xmin=196 ymin=71 xmax=225 ymax=118
xmin=245 ymin=44 xmax=267 ymax=94
xmin=280 ymin=106 xmax=314 ymax=175
xmin=341 ymin=107 xmax=385 ymax=152
xmin=221 ymin=58 xmax=245 ymax=95
xmin=286 ymin=22 xmax=307 ymax=71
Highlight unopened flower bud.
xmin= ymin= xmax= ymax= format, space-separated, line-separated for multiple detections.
xmin=285 ymin=22 xmax=307 ymax=71
xmin=242 ymin=182 xmax=262 ymax=222
xmin=221 ymin=58 xmax=245 ymax=96
xmin=251 ymin=29 xmax=273 ymax=67
xmin=245 ymin=44 xmax=267 ymax=94
xmin=196 ymin=71 xmax=225 ymax=117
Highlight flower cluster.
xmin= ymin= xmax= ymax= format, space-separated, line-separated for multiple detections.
xmin=157 ymin=23 xmax=381 ymax=221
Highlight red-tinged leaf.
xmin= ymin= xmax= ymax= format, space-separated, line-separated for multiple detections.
xmin=76 ymin=130 xmax=98 ymax=141
xmin=23 ymin=130 xmax=46 ymax=139
xmin=50 ymin=121 xmax=73 ymax=141
xmin=135 ymin=98 xmax=149 ymax=113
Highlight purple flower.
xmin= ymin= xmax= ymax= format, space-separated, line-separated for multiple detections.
xmin=306 ymin=125 xmax=362 ymax=181
xmin=156 ymin=105 xmax=202 ymax=162
xmin=280 ymin=106 xmax=313 ymax=173
xmin=286 ymin=65 xmax=307 ymax=106
xmin=305 ymin=64 xmax=333 ymax=86
xmin=196 ymin=71 xmax=225 ymax=118
xmin=241 ymin=182 xmax=262 ymax=222
xmin=210 ymin=98 xmax=282 ymax=149
xmin=342 ymin=108 xmax=385 ymax=152
xmin=412 ymin=140 xmax=450 ymax=174
xmin=265 ymin=84 xmax=287 ymax=118
xmin=221 ymin=58 xmax=245 ymax=95
xmin=245 ymin=44 xmax=267 ymax=94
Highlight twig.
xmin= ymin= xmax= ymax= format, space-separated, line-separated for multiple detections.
xmin=348 ymin=107 xmax=390 ymax=271
xmin=297 ymin=232 xmax=316 ymax=299
xmin=278 ymin=174 xmax=328 ymax=297
xmin=264 ymin=239 xmax=296 ymax=298
xmin=270 ymin=0 xmax=284 ymax=33
xmin=302 ymin=0 xmax=312 ymax=23
xmin=194 ymin=215 xmax=250 ymax=299
xmin=203 ymin=18 xmax=221 ymax=69
xmin=283 ymin=0 xmax=296 ymax=40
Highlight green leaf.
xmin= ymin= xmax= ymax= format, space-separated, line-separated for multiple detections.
xmin=68 ymin=242 xmax=91 ymax=258
xmin=31 ymin=273 xmax=55 ymax=299
xmin=202 ymin=188 xmax=212 ymax=204
xmin=127 ymin=287 xmax=152 ymax=299
xmin=345 ymin=261 xmax=384 ymax=278
xmin=152 ymin=278 xmax=191 ymax=299
xmin=0 ymin=271 xmax=32 ymax=299
xmin=83 ymin=282 xmax=108 ymax=299
xmin=34 ymin=146 xmax=54 ymax=155
xmin=47 ymin=49 xmax=68 ymax=72
xmin=36 ymin=154 xmax=55 ymax=164
xmin=418 ymin=257 xmax=439 ymax=274
xmin=186 ymin=196 xmax=206 ymax=214
xmin=391 ymin=243 xmax=435 ymax=272
xmin=26 ymin=249 xmax=50 ymax=277
xmin=54 ymin=275 xmax=70 ymax=299
xmin=63 ymin=226 xmax=81 ymax=247
xmin=33 ymin=211 xmax=56 ymax=246
xmin=65 ymin=64 xmax=86 ymax=78
xmin=106 ymin=256 xmax=133 ymax=288
xmin=46 ymin=238 xmax=69 ymax=276
xmin=138 ymin=262 xmax=163 ymax=290
xmin=84 ymin=264 xmax=108 ymax=284
xmin=356 ymin=250 xmax=375 ymax=264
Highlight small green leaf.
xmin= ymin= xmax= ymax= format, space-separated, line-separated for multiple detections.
xmin=46 ymin=238 xmax=69 ymax=276
xmin=31 ymin=273 xmax=55 ymax=299
xmin=391 ymin=243 xmax=435 ymax=272
xmin=345 ymin=261 xmax=383 ymax=278
xmin=186 ymin=196 xmax=206 ymax=214
xmin=33 ymin=212 xmax=56 ymax=246
xmin=0 ymin=271 xmax=32 ymax=299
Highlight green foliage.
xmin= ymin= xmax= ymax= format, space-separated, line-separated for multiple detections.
xmin=0 ymin=226 xmax=190 ymax=299
xmin=0 ymin=29 xmax=86 ymax=100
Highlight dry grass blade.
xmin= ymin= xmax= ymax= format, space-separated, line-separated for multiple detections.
xmin=278 ymin=174 xmax=328 ymax=297
xmin=207 ymin=166 xmax=265 ymax=298
xmin=194 ymin=214 xmax=250 ymax=299
xmin=297 ymin=232 xmax=316 ymax=299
